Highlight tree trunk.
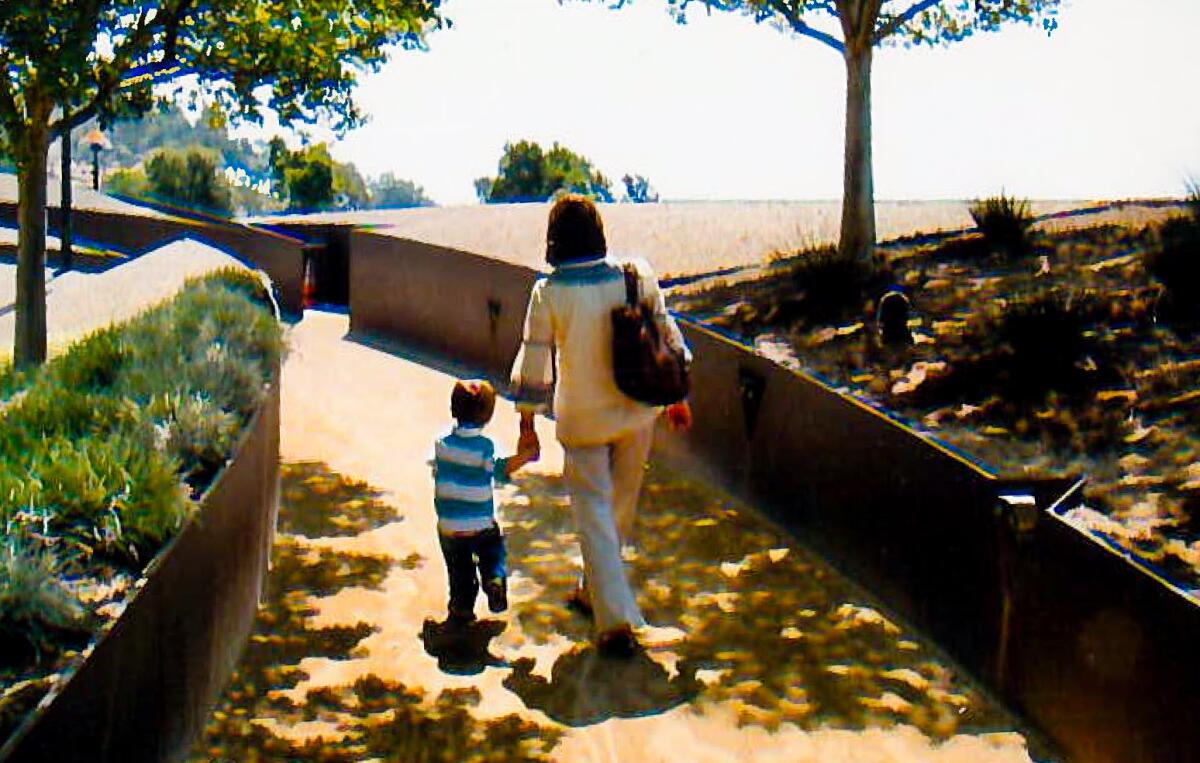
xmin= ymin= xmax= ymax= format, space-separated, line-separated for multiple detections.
xmin=60 ymin=126 xmax=73 ymax=272
xmin=838 ymin=43 xmax=877 ymax=263
xmin=15 ymin=124 xmax=50 ymax=367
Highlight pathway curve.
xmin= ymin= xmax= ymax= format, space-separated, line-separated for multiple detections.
xmin=191 ymin=310 xmax=1051 ymax=763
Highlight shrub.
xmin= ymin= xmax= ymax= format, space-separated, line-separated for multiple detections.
xmin=994 ymin=289 xmax=1094 ymax=398
xmin=0 ymin=269 xmax=280 ymax=568
xmin=1145 ymin=198 xmax=1200 ymax=324
xmin=969 ymin=192 xmax=1036 ymax=256
xmin=0 ymin=534 xmax=82 ymax=661
xmin=783 ymin=246 xmax=889 ymax=325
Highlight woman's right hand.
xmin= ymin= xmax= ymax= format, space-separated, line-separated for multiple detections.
xmin=666 ymin=401 xmax=693 ymax=431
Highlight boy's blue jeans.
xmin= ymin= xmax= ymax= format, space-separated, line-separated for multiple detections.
xmin=438 ymin=523 xmax=506 ymax=618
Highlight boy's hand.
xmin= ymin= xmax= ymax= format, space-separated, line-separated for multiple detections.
xmin=666 ymin=401 xmax=693 ymax=431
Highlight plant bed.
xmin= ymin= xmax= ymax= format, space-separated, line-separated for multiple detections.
xmin=670 ymin=204 xmax=1200 ymax=592
xmin=0 ymin=268 xmax=282 ymax=756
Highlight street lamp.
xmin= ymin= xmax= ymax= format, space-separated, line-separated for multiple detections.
xmin=83 ymin=127 xmax=110 ymax=191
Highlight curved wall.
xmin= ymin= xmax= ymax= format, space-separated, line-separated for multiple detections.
xmin=0 ymin=368 xmax=281 ymax=763
xmin=0 ymin=202 xmax=306 ymax=314
xmin=347 ymin=228 xmax=1200 ymax=763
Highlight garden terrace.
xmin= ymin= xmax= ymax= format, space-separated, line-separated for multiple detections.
xmin=0 ymin=269 xmax=281 ymax=756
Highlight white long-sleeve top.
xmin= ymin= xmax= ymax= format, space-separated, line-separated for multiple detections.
xmin=510 ymin=254 xmax=691 ymax=448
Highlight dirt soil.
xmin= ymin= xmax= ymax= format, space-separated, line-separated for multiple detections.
xmin=669 ymin=202 xmax=1200 ymax=595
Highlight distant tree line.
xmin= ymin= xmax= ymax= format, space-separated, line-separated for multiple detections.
xmin=97 ymin=105 xmax=431 ymax=216
xmin=476 ymin=139 xmax=658 ymax=204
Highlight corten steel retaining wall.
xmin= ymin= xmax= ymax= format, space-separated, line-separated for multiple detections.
xmin=252 ymin=221 xmax=354 ymax=306
xmin=347 ymin=229 xmax=1200 ymax=763
xmin=0 ymin=202 xmax=306 ymax=314
xmin=0 ymin=366 xmax=281 ymax=763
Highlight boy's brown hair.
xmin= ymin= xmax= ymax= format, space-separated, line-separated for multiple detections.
xmin=451 ymin=379 xmax=496 ymax=426
xmin=546 ymin=194 xmax=607 ymax=266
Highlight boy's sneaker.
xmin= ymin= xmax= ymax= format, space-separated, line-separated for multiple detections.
xmin=483 ymin=577 xmax=507 ymax=613
xmin=447 ymin=608 xmax=476 ymax=628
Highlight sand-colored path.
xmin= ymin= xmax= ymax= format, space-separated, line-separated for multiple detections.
xmin=192 ymin=310 xmax=1049 ymax=763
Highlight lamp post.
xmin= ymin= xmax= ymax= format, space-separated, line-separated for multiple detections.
xmin=83 ymin=127 xmax=110 ymax=191
xmin=60 ymin=123 xmax=73 ymax=272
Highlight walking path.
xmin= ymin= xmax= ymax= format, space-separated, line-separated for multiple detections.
xmin=192 ymin=310 xmax=1049 ymax=763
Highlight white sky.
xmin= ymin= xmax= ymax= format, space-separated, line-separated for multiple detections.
xmin=236 ymin=0 xmax=1200 ymax=205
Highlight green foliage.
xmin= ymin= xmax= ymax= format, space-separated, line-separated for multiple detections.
xmin=0 ymin=270 xmax=281 ymax=568
xmin=369 ymin=172 xmax=434 ymax=208
xmin=142 ymin=146 xmax=234 ymax=216
xmin=267 ymin=139 xmax=368 ymax=211
xmin=622 ymin=173 xmax=659 ymax=203
xmin=102 ymin=104 xmax=265 ymax=176
xmin=968 ymin=192 xmax=1035 ymax=256
xmin=0 ymin=534 xmax=83 ymax=660
xmin=638 ymin=1 xmax=1061 ymax=51
xmin=476 ymin=140 xmax=613 ymax=203
xmin=105 ymin=166 xmax=151 ymax=199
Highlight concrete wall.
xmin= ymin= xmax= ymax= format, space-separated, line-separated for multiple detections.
xmin=0 ymin=202 xmax=306 ymax=314
xmin=346 ymin=230 xmax=1200 ymax=763
xmin=0 ymin=368 xmax=281 ymax=763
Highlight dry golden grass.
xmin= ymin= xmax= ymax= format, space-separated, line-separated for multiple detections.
xmin=251 ymin=200 xmax=1111 ymax=278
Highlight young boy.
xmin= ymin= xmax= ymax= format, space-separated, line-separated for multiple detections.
xmin=433 ymin=379 xmax=537 ymax=625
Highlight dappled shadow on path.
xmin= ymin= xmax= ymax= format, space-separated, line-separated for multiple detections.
xmin=190 ymin=461 xmax=563 ymax=763
xmin=499 ymin=462 xmax=1023 ymax=741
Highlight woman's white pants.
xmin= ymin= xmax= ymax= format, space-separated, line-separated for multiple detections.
xmin=562 ymin=423 xmax=654 ymax=632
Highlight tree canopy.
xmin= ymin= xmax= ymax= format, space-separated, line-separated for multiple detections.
xmin=590 ymin=0 xmax=1061 ymax=262
xmin=476 ymin=140 xmax=613 ymax=203
xmin=1 ymin=0 xmax=447 ymax=365
xmin=370 ymin=173 xmax=434 ymax=208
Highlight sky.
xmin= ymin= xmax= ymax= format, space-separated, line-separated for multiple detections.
xmin=235 ymin=0 xmax=1200 ymax=205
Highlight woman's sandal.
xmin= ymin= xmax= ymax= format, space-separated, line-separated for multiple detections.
xmin=596 ymin=625 xmax=640 ymax=658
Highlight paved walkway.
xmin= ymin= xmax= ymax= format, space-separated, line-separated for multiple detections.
xmin=191 ymin=310 xmax=1048 ymax=763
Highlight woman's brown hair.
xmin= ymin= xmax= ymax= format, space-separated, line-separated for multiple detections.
xmin=546 ymin=194 xmax=607 ymax=266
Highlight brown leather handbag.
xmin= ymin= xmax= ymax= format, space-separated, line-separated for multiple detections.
xmin=611 ymin=264 xmax=689 ymax=406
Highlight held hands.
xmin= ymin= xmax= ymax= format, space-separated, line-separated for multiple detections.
xmin=665 ymin=401 xmax=693 ymax=431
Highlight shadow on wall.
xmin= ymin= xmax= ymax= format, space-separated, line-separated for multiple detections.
xmin=190 ymin=461 xmax=563 ymax=763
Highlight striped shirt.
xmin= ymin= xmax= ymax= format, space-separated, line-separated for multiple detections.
xmin=433 ymin=424 xmax=510 ymax=534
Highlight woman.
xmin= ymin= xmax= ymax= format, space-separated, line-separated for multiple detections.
xmin=511 ymin=194 xmax=692 ymax=656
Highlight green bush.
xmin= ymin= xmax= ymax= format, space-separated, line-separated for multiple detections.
xmin=0 ymin=534 xmax=83 ymax=661
xmin=0 ymin=269 xmax=280 ymax=569
xmin=969 ymin=193 xmax=1036 ymax=256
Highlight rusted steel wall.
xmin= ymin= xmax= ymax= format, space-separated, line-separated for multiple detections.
xmin=349 ymin=230 xmax=540 ymax=376
xmin=0 ymin=369 xmax=281 ymax=763
xmin=345 ymin=230 xmax=1200 ymax=763
xmin=0 ymin=202 xmax=305 ymax=314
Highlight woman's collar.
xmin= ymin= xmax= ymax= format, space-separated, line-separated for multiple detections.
xmin=554 ymin=254 xmax=608 ymax=271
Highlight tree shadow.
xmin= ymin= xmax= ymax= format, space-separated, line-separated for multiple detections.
xmin=499 ymin=461 xmax=1027 ymax=740
xmin=191 ymin=461 xmax=563 ymax=763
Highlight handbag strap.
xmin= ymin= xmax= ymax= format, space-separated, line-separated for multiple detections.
xmin=622 ymin=264 xmax=640 ymax=307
